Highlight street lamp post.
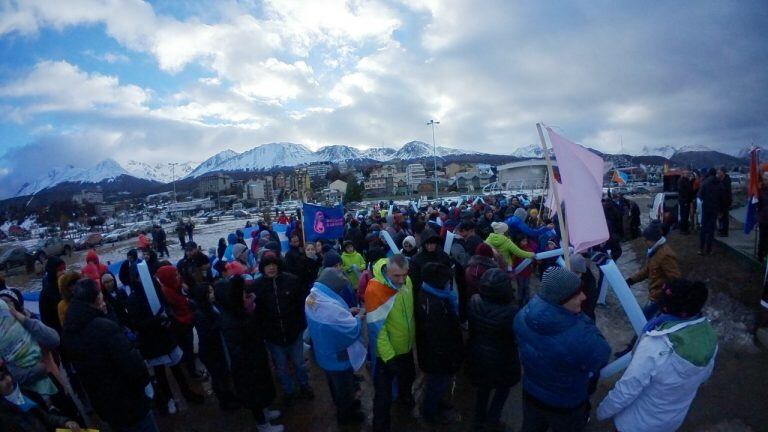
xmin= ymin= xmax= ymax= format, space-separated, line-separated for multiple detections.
xmin=170 ymin=163 xmax=178 ymax=202
xmin=427 ymin=120 xmax=440 ymax=200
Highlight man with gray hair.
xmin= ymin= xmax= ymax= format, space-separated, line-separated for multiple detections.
xmin=364 ymin=254 xmax=415 ymax=432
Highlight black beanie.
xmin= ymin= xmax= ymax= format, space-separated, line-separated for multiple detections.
xmin=421 ymin=262 xmax=452 ymax=289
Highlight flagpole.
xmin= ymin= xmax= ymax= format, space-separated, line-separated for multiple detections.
xmin=537 ymin=123 xmax=572 ymax=270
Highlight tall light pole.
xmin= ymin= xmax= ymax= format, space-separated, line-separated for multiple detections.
xmin=170 ymin=163 xmax=178 ymax=202
xmin=427 ymin=119 xmax=440 ymax=199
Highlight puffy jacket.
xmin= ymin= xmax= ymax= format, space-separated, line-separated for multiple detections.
xmin=341 ymin=251 xmax=366 ymax=288
xmin=697 ymin=176 xmax=726 ymax=214
xmin=504 ymin=215 xmax=551 ymax=239
xmin=485 ymin=233 xmax=534 ymax=266
xmin=364 ymin=259 xmax=415 ymax=362
xmin=597 ymin=317 xmax=717 ymax=432
xmin=254 ymin=271 xmax=307 ymax=346
xmin=305 ymin=282 xmax=364 ymax=372
xmin=468 ymin=290 xmax=520 ymax=388
xmin=415 ymin=287 xmax=464 ymax=375
xmin=514 ymin=295 xmax=610 ymax=408
xmin=630 ymin=242 xmax=681 ymax=302
xmin=62 ymin=299 xmax=152 ymax=427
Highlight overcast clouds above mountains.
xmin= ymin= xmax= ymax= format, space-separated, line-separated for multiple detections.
xmin=0 ymin=1 xmax=766 ymax=198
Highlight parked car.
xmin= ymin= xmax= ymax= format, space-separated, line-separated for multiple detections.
xmin=31 ymin=237 xmax=75 ymax=261
xmin=103 ymin=228 xmax=131 ymax=243
xmin=0 ymin=246 xmax=32 ymax=271
xmin=76 ymin=232 xmax=103 ymax=250
xmin=233 ymin=210 xmax=252 ymax=218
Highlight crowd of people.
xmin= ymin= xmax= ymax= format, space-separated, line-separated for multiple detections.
xmin=0 ymin=190 xmax=724 ymax=432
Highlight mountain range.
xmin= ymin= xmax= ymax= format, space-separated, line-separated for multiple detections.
xmin=7 ymin=140 xmax=752 ymax=200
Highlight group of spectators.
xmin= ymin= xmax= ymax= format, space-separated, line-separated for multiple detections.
xmin=1 ymin=192 xmax=720 ymax=432
xmin=677 ymin=167 xmax=733 ymax=255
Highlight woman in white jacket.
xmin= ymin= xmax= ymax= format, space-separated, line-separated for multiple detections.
xmin=597 ymin=279 xmax=718 ymax=432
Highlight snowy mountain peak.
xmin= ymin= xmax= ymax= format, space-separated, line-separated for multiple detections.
xmin=185 ymin=149 xmax=239 ymax=178
xmin=392 ymin=141 xmax=480 ymax=160
xmin=212 ymin=143 xmax=318 ymax=174
xmin=511 ymin=144 xmax=552 ymax=159
xmin=315 ymin=145 xmax=363 ymax=161
xmin=361 ymin=147 xmax=397 ymax=161
xmin=14 ymin=158 xmax=134 ymax=197
xmin=126 ymin=160 xmax=199 ymax=183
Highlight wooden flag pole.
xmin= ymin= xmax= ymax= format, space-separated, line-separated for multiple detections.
xmin=537 ymin=123 xmax=572 ymax=270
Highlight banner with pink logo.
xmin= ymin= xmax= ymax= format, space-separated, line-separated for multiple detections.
xmin=302 ymin=202 xmax=346 ymax=242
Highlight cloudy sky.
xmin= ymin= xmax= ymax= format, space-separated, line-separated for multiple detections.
xmin=0 ymin=0 xmax=766 ymax=196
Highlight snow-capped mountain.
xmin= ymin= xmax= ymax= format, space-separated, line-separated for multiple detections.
xmin=640 ymin=144 xmax=714 ymax=159
xmin=511 ymin=144 xmax=553 ymax=159
xmin=214 ymin=143 xmax=319 ymax=173
xmin=126 ymin=160 xmax=198 ymax=183
xmin=361 ymin=147 xmax=397 ymax=161
xmin=185 ymin=150 xmax=239 ymax=178
xmin=315 ymin=145 xmax=364 ymax=161
xmin=185 ymin=141 xmax=486 ymax=177
xmin=734 ymin=145 xmax=765 ymax=159
xmin=15 ymin=159 xmax=132 ymax=197
xmin=391 ymin=141 xmax=481 ymax=160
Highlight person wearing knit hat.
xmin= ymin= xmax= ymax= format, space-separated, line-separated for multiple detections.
xmin=514 ymin=266 xmax=610 ymax=429
xmin=597 ymin=279 xmax=717 ymax=431
xmin=414 ymin=262 xmax=463 ymax=425
xmin=401 ymin=235 xmax=418 ymax=258
xmin=485 ymin=223 xmax=534 ymax=268
xmin=467 ymin=268 xmax=519 ymax=429
xmin=323 ymin=250 xmax=343 ymax=269
xmin=305 ymin=268 xmax=366 ymax=424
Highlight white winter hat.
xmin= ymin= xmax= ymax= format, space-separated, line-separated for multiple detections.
xmin=491 ymin=222 xmax=508 ymax=234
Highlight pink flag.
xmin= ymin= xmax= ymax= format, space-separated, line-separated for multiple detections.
xmin=547 ymin=127 xmax=608 ymax=252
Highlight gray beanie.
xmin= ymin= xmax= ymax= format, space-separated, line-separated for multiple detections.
xmin=514 ymin=207 xmax=527 ymax=220
xmin=539 ymin=267 xmax=582 ymax=305
xmin=317 ymin=268 xmax=349 ymax=294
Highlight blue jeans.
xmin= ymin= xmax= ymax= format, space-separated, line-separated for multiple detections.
xmin=422 ymin=373 xmax=451 ymax=421
xmin=266 ymin=337 xmax=309 ymax=395
xmin=113 ymin=411 xmax=159 ymax=432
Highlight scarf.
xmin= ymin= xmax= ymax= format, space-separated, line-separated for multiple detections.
xmin=421 ymin=282 xmax=459 ymax=316
xmin=647 ymin=236 xmax=666 ymax=257
xmin=642 ymin=313 xmax=702 ymax=332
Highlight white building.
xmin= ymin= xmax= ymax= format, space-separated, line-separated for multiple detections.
xmin=306 ymin=162 xmax=333 ymax=179
xmin=406 ymin=163 xmax=426 ymax=190
xmin=495 ymin=160 xmax=555 ymax=190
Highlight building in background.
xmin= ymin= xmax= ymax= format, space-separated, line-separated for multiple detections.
xmin=406 ymin=163 xmax=426 ymax=191
xmin=72 ymin=190 xmax=104 ymax=204
xmin=198 ymin=173 xmax=233 ymax=195
xmin=495 ymin=160 xmax=553 ymax=190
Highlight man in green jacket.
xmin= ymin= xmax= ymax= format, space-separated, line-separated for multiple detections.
xmin=364 ymin=254 xmax=415 ymax=432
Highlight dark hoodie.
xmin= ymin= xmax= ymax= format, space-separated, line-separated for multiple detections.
xmin=467 ymin=268 xmax=520 ymax=388
xmin=409 ymin=234 xmax=451 ymax=292
xmin=62 ymin=299 xmax=151 ymax=427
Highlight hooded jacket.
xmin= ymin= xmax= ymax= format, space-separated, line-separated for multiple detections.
xmin=62 ymin=299 xmax=151 ymax=427
xmin=415 ymin=283 xmax=464 ymax=375
xmin=364 ymin=259 xmax=414 ymax=362
xmin=341 ymin=250 xmax=366 ymax=288
xmin=514 ymin=295 xmax=611 ymax=408
xmin=81 ymin=250 xmax=107 ymax=287
xmin=505 ymin=208 xmax=551 ymax=239
xmin=485 ymin=233 xmax=534 ymax=266
xmin=464 ymin=254 xmax=502 ymax=304
xmin=156 ymin=266 xmax=194 ymax=326
xmin=597 ymin=317 xmax=717 ymax=432
xmin=409 ymin=236 xmax=451 ymax=291
xmin=630 ymin=242 xmax=681 ymax=301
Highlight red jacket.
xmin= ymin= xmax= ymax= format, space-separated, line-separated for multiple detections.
xmin=155 ymin=265 xmax=194 ymax=326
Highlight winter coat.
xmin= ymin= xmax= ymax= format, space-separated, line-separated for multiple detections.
xmin=512 ymin=243 xmax=536 ymax=278
xmin=630 ymin=243 xmax=681 ymax=302
xmin=39 ymin=263 xmax=63 ymax=334
xmin=514 ymin=295 xmax=611 ymax=408
xmin=341 ymin=251 xmax=366 ymax=288
xmin=283 ymin=246 xmax=304 ymax=277
xmin=81 ymin=250 xmax=108 ymax=288
xmin=62 ymin=299 xmax=152 ymax=427
xmin=464 ymin=255 xmax=501 ymax=299
xmin=0 ymin=388 xmax=72 ymax=432
xmin=253 ymin=271 xmax=307 ymax=346
xmin=364 ymin=259 xmax=415 ymax=362
xmin=467 ymin=281 xmax=520 ymax=388
xmin=597 ymin=317 xmax=717 ymax=432
xmin=677 ymin=176 xmax=695 ymax=205
xmin=415 ymin=287 xmax=464 ymax=375
xmin=504 ymin=215 xmax=551 ymax=239
xmin=477 ymin=216 xmax=495 ymax=239
xmin=217 ymin=302 xmax=276 ymax=411
xmin=305 ymin=282 xmax=364 ymax=372
xmin=344 ymin=226 xmax=366 ymax=253
xmin=697 ymin=176 xmax=726 ymax=215
xmin=485 ymin=233 xmax=534 ymax=266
